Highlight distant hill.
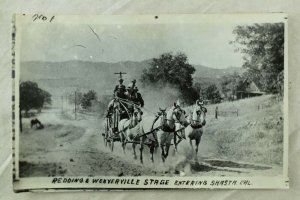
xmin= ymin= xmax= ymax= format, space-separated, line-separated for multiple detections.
xmin=20 ymin=60 xmax=151 ymax=98
xmin=193 ymin=64 xmax=244 ymax=89
xmin=20 ymin=60 xmax=243 ymax=103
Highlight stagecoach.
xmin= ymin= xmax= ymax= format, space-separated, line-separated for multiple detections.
xmin=101 ymin=72 xmax=207 ymax=163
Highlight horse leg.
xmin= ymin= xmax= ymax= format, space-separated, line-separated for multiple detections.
xmin=195 ymin=138 xmax=201 ymax=161
xmin=164 ymin=144 xmax=170 ymax=161
xmin=132 ymin=143 xmax=137 ymax=160
xmin=150 ymin=142 xmax=155 ymax=163
xmin=174 ymin=133 xmax=177 ymax=154
xmin=139 ymin=138 xmax=144 ymax=164
xmin=189 ymin=138 xmax=194 ymax=152
xmin=154 ymin=144 xmax=158 ymax=153
xmin=160 ymin=144 xmax=165 ymax=162
xmin=120 ymin=132 xmax=126 ymax=154
xmin=122 ymin=141 xmax=126 ymax=154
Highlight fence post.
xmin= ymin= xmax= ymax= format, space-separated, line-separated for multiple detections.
xmin=215 ymin=106 xmax=218 ymax=119
xmin=75 ymin=91 xmax=77 ymax=120
xmin=236 ymin=109 xmax=238 ymax=117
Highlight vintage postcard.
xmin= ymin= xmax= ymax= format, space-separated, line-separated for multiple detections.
xmin=12 ymin=13 xmax=288 ymax=192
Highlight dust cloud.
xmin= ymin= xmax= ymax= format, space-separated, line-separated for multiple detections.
xmin=140 ymin=83 xmax=181 ymax=115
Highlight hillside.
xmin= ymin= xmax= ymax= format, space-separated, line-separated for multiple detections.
xmin=20 ymin=60 xmax=151 ymax=95
xmin=202 ymin=95 xmax=284 ymax=166
xmin=20 ymin=60 xmax=243 ymax=108
xmin=21 ymin=60 xmax=242 ymax=89
xmin=193 ymin=64 xmax=244 ymax=88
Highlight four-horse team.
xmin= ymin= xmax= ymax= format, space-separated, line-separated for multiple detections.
xmin=103 ymin=73 xmax=207 ymax=164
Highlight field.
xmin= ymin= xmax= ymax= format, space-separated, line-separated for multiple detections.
xmin=204 ymin=95 xmax=283 ymax=166
xmin=19 ymin=95 xmax=283 ymax=177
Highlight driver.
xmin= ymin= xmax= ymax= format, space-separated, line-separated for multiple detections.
xmin=114 ymin=78 xmax=126 ymax=99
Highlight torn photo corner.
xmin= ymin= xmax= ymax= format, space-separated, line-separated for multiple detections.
xmin=12 ymin=13 xmax=289 ymax=192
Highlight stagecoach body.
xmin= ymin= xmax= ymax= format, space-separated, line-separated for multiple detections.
xmin=103 ymin=98 xmax=135 ymax=151
xmin=103 ymin=100 xmax=121 ymax=150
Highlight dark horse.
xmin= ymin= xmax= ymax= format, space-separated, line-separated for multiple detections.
xmin=30 ymin=118 xmax=44 ymax=129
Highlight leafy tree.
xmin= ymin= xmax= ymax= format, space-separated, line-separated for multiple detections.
xmin=19 ymin=81 xmax=52 ymax=131
xmin=20 ymin=81 xmax=52 ymax=114
xmin=141 ymin=52 xmax=198 ymax=104
xmin=220 ymin=72 xmax=242 ymax=100
xmin=81 ymin=90 xmax=97 ymax=109
xmin=194 ymin=82 xmax=202 ymax=95
xmin=204 ymin=84 xmax=221 ymax=104
xmin=231 ymin=23 xmax=284 ymax=93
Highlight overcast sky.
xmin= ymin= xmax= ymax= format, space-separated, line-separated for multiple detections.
xmin=20 ymin=22 xmax=244 ymax=69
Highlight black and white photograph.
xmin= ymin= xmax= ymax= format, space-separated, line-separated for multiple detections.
xmin=12 ymin=14 xmax=288 ymax=191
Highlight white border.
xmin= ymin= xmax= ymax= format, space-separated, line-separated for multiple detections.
xmin=13 ymin=13 xmax=289 ymax=191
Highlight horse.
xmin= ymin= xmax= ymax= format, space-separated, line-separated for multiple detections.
xmin=138 ymin=102 xmax=189 ymax=164
xmin=175 ymin=104 xmax=207 ymax=160
xmin=118 ymin=106 xmax=143 ymax=153
xmin=30 ymin=118 xmax=43 ymax=129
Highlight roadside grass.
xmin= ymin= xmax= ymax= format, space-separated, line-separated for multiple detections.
xmin=203 ymin=95 xmax=283 ymax=166
xmin=20 ymin=123 xmax=85 ymax=159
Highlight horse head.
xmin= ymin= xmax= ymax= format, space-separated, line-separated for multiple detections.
xmin=157 ymin=107 xmax=167 ymax=127
xmin=191 ymin=104 xmax=206 ymax=126
xmin=169 ymin=102 xmax=189 ymax=127
xmin=133 ymin=105 xmax=143 ymax=122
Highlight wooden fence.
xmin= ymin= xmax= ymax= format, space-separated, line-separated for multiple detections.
xmin=212 ymin=107 xmax=239 ymax=119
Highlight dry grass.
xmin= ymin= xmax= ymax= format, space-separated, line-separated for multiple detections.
xmin=203 ymin=95 xmax=283 ymax=166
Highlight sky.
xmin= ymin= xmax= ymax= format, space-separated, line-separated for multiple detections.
xmin=20 ymin=22 xmax=245 ymax=69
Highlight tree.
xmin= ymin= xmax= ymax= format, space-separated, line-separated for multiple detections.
xmin=81 ymin=90 xmax=97 ymax=109
xmin=141 ymin=52 xmax=198 ymax=104
xmin=20 ymin=81 xmax=52 ymax=114
xmin=204 ymin=84 xmax=221 ymax=104
xmin=231 ymin=23 xmax=284 ymax=93
xmin=220 ymin=72 xmax=242 ymax=100
xmin=194 ymin=82 xmax=202 ymax=95
xmin=19 ymin=81 xmax=52 ymax=131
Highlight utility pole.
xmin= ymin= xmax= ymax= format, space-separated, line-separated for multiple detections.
xmin=74 ymin=91 xmax=77 ymax=120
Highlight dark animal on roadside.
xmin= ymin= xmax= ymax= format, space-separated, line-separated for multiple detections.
xmin=30 ymin=118 xmax=44 ymax=129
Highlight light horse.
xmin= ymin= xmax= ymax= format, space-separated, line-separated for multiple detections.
xmin=138 ymin=102 xmax=189 ymax=164
xmin=127 ymin=107 xmax=166 ymax=163
xmin=118 ymin=106 xmax=143 ymax=153
xmin=175 ymin=104 xmax=207 ymax=160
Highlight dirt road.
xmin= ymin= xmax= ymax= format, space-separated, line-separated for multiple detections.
xmin=19 ymin=108 xmax=282 ymax=177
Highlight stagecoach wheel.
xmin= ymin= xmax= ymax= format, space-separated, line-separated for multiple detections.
xmin=108 ymin=129 xmax=114 ymax=152
xmin=103 ymin=133 xmax=108 ymax=147
xmin=102 ymin=131 xmax=106 ymax=146
xmin=106 ymin=128 xmax=111 ymax=149
xmin=110 ymin=138 xmax=114 ymax=152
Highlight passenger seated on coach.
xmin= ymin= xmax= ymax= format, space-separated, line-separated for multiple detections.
xmin=132 ymin=86 xmax=144 ymax=108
